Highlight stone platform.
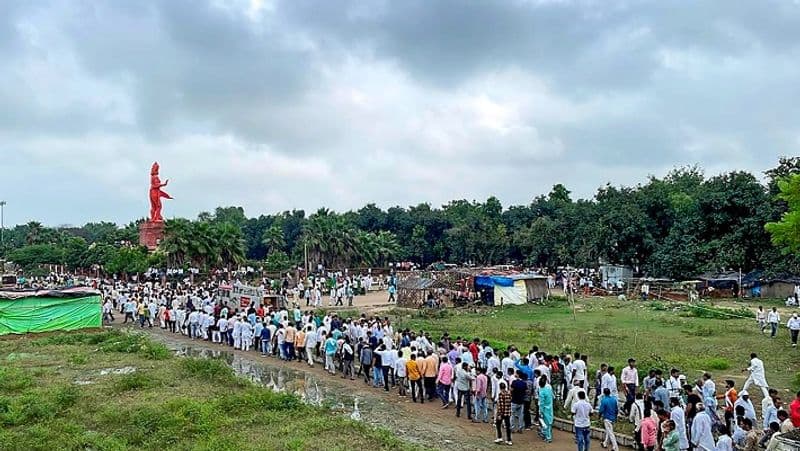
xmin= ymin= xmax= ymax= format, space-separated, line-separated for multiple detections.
xmin=139 ymin=220 xmax=165 ymax=251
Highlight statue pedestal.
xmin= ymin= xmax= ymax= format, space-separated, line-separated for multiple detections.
xmin=139 ymin=221 xmax=165 ymax=251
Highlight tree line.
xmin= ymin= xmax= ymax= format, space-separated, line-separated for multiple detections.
xmin=1 ymin=158 xmax=799 ymax=280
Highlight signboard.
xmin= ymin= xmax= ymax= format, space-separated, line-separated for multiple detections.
xmin=240 ymin=296 xmax=250 ymax=308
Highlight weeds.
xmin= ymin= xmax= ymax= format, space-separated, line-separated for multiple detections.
xmin=180 ymin=357 xmax=240 ymax=385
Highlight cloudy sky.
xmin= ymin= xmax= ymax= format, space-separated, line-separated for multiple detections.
xmin=2 ymin=0 xmax=799 ymax=226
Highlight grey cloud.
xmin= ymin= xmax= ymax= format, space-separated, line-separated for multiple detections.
xmin=0 ymin=0 xmax=798 ymax=226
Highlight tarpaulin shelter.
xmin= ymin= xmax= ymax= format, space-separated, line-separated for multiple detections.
xmin=0 ymin=287 xmax=102 ymax=335
xmin=474 ymin=274 xmax=549 ymax=305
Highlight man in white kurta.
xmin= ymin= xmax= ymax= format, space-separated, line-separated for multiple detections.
xmin=690 ymin=404 xmax=715 ymax=451
xmin=670 ymin=399 xmax=689 ymax=451
xmin=742 ymin=353 xmax=769 ymax=398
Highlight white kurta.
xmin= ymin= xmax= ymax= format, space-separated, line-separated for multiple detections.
xmin=747 ymin=358 xmax=768 ymax=386
xmin=671 ymin=406 xmax=689 ymax=450
xmin=691 ymin=411 xmax=715 ymax=451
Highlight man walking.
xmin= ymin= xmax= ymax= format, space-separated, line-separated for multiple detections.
xmin=572 ymin=390 xmax=592 ymax=451
xmin=599 ymin=388 xmax=619 ymax=451
xmin=455 ymin=362 xmax=475 ymax=419
xmin=436 ymin=356 xmax=453 ymax=408
xmin=621 ymin=358 xmax=639 ymax=415
xmin=767 ymin=307 xmax=781 ymax=338
xmin=787 ymin=313 xmax=800 ymax=347
xmin=742 ymin=352 xmax=770 ymax=398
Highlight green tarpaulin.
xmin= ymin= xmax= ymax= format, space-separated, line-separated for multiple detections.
xmin=0 ymin=295 xmax=102 ymax=335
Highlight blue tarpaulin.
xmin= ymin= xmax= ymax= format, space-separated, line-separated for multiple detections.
xmin=474 ymin=276 xmax=515 ymax=288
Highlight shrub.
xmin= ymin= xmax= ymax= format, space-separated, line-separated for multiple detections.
xmin=703 ymin=357 xmax=731 ymax=371
xmin=112 ymin=372 xmax=155 ymax=393
xmin=54 ymin=385 xmax=79 ymax=409
xmin=0 ymin=368 xmax=32 ymax=392
xmin=68 ymin=353 xmax=88 ymax=365
xmin=181 ymin=358 xmax=238 ymax=385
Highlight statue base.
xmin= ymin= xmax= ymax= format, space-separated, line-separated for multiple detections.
xmin=139 ymin=221 xmax=165 ymax=251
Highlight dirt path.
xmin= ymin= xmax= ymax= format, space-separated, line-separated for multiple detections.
xmin=115 ymin=320 xmax=584 ymax=450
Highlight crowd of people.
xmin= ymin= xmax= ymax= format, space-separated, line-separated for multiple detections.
xmin=96 ymin=277 xmax=800 ymax=450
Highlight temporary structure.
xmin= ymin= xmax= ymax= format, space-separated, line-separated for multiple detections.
xmin=0 ymin=287 xmax=102 ymax=335
xmin=474 ymin=274 xmax=549 ymax=305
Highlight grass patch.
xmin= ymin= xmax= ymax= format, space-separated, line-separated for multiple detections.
xmin=181 ymin=357 xmax=241 ymax=385
xmin=394 ymin=298 xmax=797 ymax=395
xmin=0 ymin=330 xmax=419 ymax=451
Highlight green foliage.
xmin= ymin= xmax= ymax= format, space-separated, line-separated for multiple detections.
xmin=678 ymin=304 xmax=755 ymax=320
xmin=0 ymin=367 xmax=32 ymax=392
xmin=112 ymin=372 xmax=157 ymax=393
xmin=35 ymin=330 xmax=170 ymax=360
xmin=105 ymin=246 xmax=149 ymax=276
xmin=180 ymin=357 xmax=239 ymax=385
xmin=264 ymin=250 xmax=292 ymax=272
xmin=703 ymin=357 xmax=731 ymax=370
xmin=3 ymin=160 xmax=799 ymax=278
xmin=766 ymin=173 xmax=800 ymax=254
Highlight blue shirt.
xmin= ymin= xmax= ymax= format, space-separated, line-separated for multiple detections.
xmin=324 ymin=338 xmax=337 ymax=355
xmin=260 ymin=326 xmax=270 ymax=340
xmin=599 ymin=395 xmax=618 ymax=422
xmin=514 ymin=360 xmax=533 ymax=380
xmin=653 ymin=386 xmax=669 ymax=408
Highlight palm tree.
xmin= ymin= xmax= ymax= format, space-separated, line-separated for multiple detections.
xmin=190 ymin=221 xmax=218 ymax=269
xmin=374 ymin=230 xmax=401 ymax=267
xmin=261 ymin=223 xmax=286 ymax=255
xmin=213 ymin=222 xmax=246 ymax=271
xmin=161 ymin=219 xmax=193 ymax=267
xmin=25 ymin=221 xmax=44 ymax=245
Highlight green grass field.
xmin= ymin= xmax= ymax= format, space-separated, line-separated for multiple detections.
xmin=396 ymin=297 xmax=800 ymax=395
xmin=0 ymin=330 xmax=419 ymax=451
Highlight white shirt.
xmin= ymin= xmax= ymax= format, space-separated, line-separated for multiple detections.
xmin=767 ymin=311 xmax=780 ymax=323
xmin=572 ymin=359 xmax=587 ymax=381
xmin=787 ymin=317 xmax=800 ymax=330
xmin=572 ymin=399 xmax=592 ymax=428
xmin=747 ymin=357 xmax=767 ymax=383
xmin=394 ymin=357 xmax=407 ymax=377
xmin=501 ymin=357 xmax=514 ymax=376
xmin=601 ymin=372 xmax=618 ymax=396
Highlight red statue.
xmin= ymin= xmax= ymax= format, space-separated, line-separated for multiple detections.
xmin=149 ymin=162 xmax=172 ymax=222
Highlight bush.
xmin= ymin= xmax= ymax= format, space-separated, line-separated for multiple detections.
xmin=181 ymin=358 xmax=238 ymax=385
xmin=679 ymin=304 xmax=755 ymax=320
xmin=703 ymin=357 xmax=731 ymax=371
xmin=68 ymin=353 xmax=88 ymax=365
xmin=0 ymin=368 xmax=32 ymax=392
xmin=112 ymin=372 xmax=156 ymax=393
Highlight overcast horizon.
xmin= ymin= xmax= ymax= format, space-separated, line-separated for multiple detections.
xmin=2 ymin=1 xmax=799 ymax=227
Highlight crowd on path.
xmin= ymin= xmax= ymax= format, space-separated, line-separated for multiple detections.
xmin=99 ymin=279 xmax=800 ymax=450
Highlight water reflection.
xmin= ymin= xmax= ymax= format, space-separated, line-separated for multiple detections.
xmin=173 ymin=346 xmax=364 ymax=417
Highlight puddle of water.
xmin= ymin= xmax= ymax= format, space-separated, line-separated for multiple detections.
xmin=99 ymin=366 xmax=137 ymax=376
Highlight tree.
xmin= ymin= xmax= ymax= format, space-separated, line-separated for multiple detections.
xmin=261 ymin=223 xmax=286 ymax=255
xmin=765 ymin=173 xmax=800 ymax=254
xmin=105 ymin=246 xmax=149 ymax=278
xmin=213 ymin=222 xmax=246 ymax=270
xmin=264 ymin=251 xmax=292 ymax=272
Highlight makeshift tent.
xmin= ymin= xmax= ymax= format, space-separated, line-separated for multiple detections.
xmin=474 ymin=274 xmax=549 ymax=305
xmin=0 ymin=287 xmax=101 ymax=335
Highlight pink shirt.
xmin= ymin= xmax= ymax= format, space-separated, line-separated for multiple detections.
xmin=437 ymin=363 xmax=453 ymax=385
xmin=474 ymin=373 xmax=488 ymax=398
xmin=640 ymin=417 xmax=657 ymax=447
